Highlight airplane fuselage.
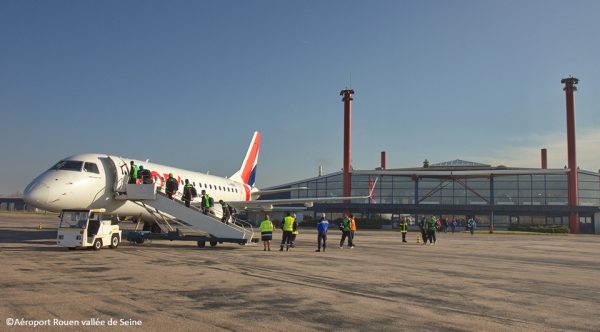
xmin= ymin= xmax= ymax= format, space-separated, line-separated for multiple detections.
xmin=23 ymin=153 xmax=252 ymax=220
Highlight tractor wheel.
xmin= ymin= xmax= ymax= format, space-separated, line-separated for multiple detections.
xmin=109 ymin=234 xmax=120 ymax=249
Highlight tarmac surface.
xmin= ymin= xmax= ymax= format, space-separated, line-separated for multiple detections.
xmin=1 ymin=212 xmax=599 ymax=332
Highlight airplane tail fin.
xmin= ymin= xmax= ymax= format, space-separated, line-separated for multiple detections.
xmin=230 ymin=131 xmax=261 ymax=188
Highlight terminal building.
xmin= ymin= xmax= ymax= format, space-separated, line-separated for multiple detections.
xmin=258 ymin=159 xmax=600 ymax=234
xmin=259 ymin=81 xmax=599 ymax=234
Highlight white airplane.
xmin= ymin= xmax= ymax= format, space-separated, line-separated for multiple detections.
xmin=23 ymin=131 xmax=368 ymax=227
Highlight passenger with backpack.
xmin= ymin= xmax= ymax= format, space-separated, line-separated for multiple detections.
xmin=137 ymin=165 xmax=153 ymax=184
xmin=219 ymin=200 xmax=231 ymax=223
xmin=182 ymin=179 xmax=193 ymax=208
xmin=165 ymin=173 xmax=178 ymax=199
xmin=128 ymin=161 xmax=138 ymax=184
xmin=201 ymin=190 xmax=213 ymax=215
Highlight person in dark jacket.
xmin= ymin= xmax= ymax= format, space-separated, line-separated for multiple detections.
xmin=219 ymin=200 xmax=231 ymax=223
xmin=165 ymin=173 xmax=178 ymax=199
xmin=137 ymin=165 xmax=153 ymax=184
xmin=419 ymin=217 xmax=427 ymax=245
xmin=182 ymin=179 xmax=193 ymax=207
xmin=200 ymin=190 xmax=212 ymax=215
xmin=427 ymin=216 xmax=437 ymax=245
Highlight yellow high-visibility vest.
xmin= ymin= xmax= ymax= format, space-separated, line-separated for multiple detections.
xmin=282 ymin=216 xmax=294 ymax=232
xmin=259 ymin=220 xmax=273 ymax=233
xmin=400 ymin=222 xmax=408 ymax=233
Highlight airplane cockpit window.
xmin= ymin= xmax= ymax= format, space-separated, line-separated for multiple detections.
xmin=83 ymin=162 xmax=100 ymax=174
xmin=50 ymin=160 xmax=84 ymax=172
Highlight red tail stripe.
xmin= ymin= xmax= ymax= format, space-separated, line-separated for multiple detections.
xmin=241 ymin=133 xmax=261 ymax=184
xmin=243 ymin=184 xmax=251 ymax=201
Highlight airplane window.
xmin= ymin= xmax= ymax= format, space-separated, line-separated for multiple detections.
xmin=83 ymin=162 xmax=100 ymax=174
xmin=50 ymin=160 xmax=84 ymax=172
xmin=209 ymin=185 xmax=213 ymax=189
xmin=219 ymin=186 xmax=222 ymax=191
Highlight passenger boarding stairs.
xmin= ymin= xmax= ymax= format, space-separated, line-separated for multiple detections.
xmin=115 ymin=184 xmax=254 ymax=243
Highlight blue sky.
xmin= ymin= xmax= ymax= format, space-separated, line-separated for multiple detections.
xmin=1 ymin=0 xmax=599 ymax=195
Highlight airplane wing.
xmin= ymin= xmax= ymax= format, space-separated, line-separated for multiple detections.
xmin=252 ymin=187 xmax=308 ymax=196
xmin=228 ymin=195 xmax=371 ymax=211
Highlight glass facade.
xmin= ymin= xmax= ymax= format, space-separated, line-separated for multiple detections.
xmin=266 ymin=169 xmax=599 ymax=233
xmin=579 ymin=173 xmax=600 ymax=206
xmin=286 ymin=172 xmax=596 ymax=207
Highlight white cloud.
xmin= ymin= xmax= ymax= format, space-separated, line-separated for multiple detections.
xmin=476 ymin=127 xmax=600 ymax=171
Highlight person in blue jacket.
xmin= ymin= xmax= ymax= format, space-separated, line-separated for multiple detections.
xmin=316 ymin=214 xmax=329 ymax=252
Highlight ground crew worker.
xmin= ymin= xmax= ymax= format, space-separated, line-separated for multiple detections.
xmin=259 ymin=214 xmax=274 ymax=251
xmin=128 ymin=161 xmax=138 ymax=184
xmin=219 ymin=200 xmax=231 ymax=223
xmin=350 ymin=214 xmax=357 ymax=245
xmin=182 ymin=179 xmax=193 ymax=208
xmin=339 ymin=214 xmax=354 ymax=248
xmin=165 ymin=173 xmax=178 ymax=199
xmin=201 ymin=190 xmax=211 ymax=215
xmin=399 ymin=218 xmax=408 ymax=243
xmin=427 ymin=215 xmax=437 ymax=245
xmin=316 ymin=214 xmax=329 ymax=252
xmin=290 ymin=213 xmax=298 ymax=248
xmin=280 ymin=212 xmax=296 ymax=251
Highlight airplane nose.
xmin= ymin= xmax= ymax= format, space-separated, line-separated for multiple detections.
xmin=23 ymin=181 xmax=50 ymax=208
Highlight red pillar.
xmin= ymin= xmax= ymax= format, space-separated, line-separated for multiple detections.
xmin=381 ymin=151 xmax=387 ymax=170
xmin=541 ymin=148 xmax=547 ymax=169
xmin=340 ymin=89 xmax=354 ymax=206
xmin=561 ymin=77 xmax=579 ymax=234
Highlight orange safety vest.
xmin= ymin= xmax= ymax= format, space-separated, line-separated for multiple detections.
xmin=350 ymin=218 xmax=357 ymax=231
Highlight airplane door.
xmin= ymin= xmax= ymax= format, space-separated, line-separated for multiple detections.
xmin=107 ymin=155 xmax=130 ymax=193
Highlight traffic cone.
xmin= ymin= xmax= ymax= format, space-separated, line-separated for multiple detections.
xmin=416 ymin=235 xmax=420 ymax=244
